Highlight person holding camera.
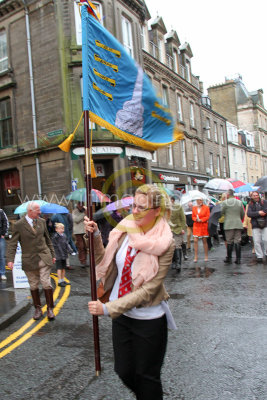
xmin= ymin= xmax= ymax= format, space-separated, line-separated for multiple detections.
xmin=247 ymin=191 xmax=267 ymax=263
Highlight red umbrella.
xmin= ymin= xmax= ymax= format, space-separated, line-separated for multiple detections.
xmin=231 ymin=180 xmax=246 ymax=189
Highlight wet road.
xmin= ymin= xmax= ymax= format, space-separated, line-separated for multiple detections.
xmin=1 ymin=243 xmax=267 ymax=400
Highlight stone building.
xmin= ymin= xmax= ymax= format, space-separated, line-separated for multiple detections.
xmin=208 ymin=76 xmax=267 ymax=179
xmin=0 ymin=0 xmax=230 ymax=217
xmin=142 ymin=16 xmax=229 ymax=192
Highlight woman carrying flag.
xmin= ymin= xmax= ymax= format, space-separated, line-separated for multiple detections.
xmin=85 ymin=184 xmax=175 ymax=400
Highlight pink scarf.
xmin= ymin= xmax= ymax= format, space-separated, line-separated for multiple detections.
xmin=96 ymin=215 xmax=173 ymax=287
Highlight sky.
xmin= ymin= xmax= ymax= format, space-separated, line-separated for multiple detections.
xmin=144 ymin=0 xmax=267 ymax=105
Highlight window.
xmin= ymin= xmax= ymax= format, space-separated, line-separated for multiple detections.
xmin=74 ymin=1 xmax=102 ymax=45
xmin=233 ymin=148 xmax=236 ymax=162
xmin=122 ymin=16 xmax=134 ymax=57
xmin=193 ymin=143 xmax=198 ymax=170
xmin=0 ymin=98 xmax=13 ymax=148
xmin=162 ymin=86 xmax=169 ymax=107
xmin=223 ymin=157 xmax=227 ymax=178
xmin=140 ymin=25 xmax=146 ymax=50
xmin=255 ymin=155 xmax=258 ymax=168
xmin=220 ymin=125 xmax=224 ymax=145
xmin=214 ymin=122 xmax=218 ymax=142
xmin=250 ymin=154 xmax=252 ymax=167
xmin=190 ymin=103 xmax=195 ymax=127
xmin=243 ymin=172 xmax=246 ymax=181
xmin=206 ymin=118 xmax=211 ymax=139
xmin=186 ymin=61 xmax=191 ymax=83
xmin=234 ymin=171 xmax=238 ymax=180
xmin=177 ymin=94 xmax=183 ymax=121
xmin=168 ymin=145 xmax=173 ymax=165
xmin=0 ymin=30 xmax=8 ymax=72
xmin=173 ymin=49 xmax=178 ymax=73
xmin=158 ymin=39 xmax=164 ymax=63
xmin=181 ymin=140 xmax=186 ymax=167
xmin=217 ymin=155 xmax=220 ymax=176
xmin=152 ymin=151 xmax=157 ymax=162
xmin=209 ymin=153 xmax=213 ymax=175
xmin=241 ymin=150 xmax=245 ymax=164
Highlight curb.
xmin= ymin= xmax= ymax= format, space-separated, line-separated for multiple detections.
xmin=0 ymin=298 xmax=31 ymax=330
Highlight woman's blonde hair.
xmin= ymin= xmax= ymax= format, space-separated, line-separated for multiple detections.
xmin=135 ymin=184 xmax=171 ymax=220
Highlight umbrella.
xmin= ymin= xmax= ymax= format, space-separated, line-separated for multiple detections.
xmin=180 ymin=190 xmax=208 ymax=205
xmin=66 ymin=188 xmax=111 ymax=203
xmin=230 ymin=180 xmax=245 ymax=189
xmin=234 ymin=183 xmax=259 ymax=193
xmin=204 ymin=178 xmax=234 ymax=192
xmin=255 ymin=176 xmax=267 ymax=192
xmin=208 ymin=203 xmax=222 ymax=236
xmin=14 ymin=200 xmax=48 ymax=214
xmin=40 ymin=203 xmax=69 ymax=214
xmin=104 ymin=197 xmax=133 ymax=212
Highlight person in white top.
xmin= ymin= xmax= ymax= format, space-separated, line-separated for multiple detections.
xmin=85 ymin=184 xmax=175 ymax=400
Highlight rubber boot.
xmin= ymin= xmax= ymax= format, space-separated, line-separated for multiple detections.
xmin=31 ymin=289 xmax=43 ymax=320
xmin=234 ymin=243 xmax=241 ymax=264
xmin=44 ymin=288 xmax=55 ymax=320
xmin=181 ymin=243 xmax=188 ymax=260
xmin=224 ymin=244 xmax=233 ymax=264
xmin=171 ymin=249 xmax=178 ymax=269
xmin=177 ymin=249 xmax=182 ymax=272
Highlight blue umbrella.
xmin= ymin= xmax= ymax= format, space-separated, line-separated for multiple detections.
xmin=40 ymin=203 xmax=69 ymax=214
xmin=66 ymin=188 xmax=110 ymax=203
xmin=14 ymin=200 xmax=48 ymax=214
xmin=234 ymin=183 xmax=259 ymax=193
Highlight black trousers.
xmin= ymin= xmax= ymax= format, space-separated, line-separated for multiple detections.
xmin=112 ymin=314 xmax=168 ymax=400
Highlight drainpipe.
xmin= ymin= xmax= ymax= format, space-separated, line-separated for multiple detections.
xmin=22 ymin=0 xmax=42 ymax=198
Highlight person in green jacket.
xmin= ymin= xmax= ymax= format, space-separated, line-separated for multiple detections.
xmin=169 ymin=196 xmax=186 ymax=271
xmin=221 ymin=189 xmax=245 ymax=264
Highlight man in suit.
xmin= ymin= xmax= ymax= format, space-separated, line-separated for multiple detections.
xmin=7 ymin=202 xmax=56 ymax=320
xmin=221 ymin=189 xmax=245 ymax=264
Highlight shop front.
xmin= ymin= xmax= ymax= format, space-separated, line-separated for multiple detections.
xmin=72 ymin=145 xmax=152 ymax=197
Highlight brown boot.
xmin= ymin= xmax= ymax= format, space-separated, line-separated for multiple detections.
xmin=44 ymin=288 xmax=55 ymax=320
xmin=30 ymin=289 xmax=43 ymax=320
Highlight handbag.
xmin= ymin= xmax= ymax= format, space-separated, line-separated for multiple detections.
xmin=257 ymin=217 xmax=266 ymax=229
xmin=97 ymin=281 xmax=111 ymax=304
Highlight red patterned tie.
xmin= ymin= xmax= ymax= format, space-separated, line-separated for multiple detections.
xmin=118 ymin=246 xmax=140 ymax=298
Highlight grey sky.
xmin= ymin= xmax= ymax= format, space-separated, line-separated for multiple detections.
xmin=145 ymin=0 xmax=267 ymax=105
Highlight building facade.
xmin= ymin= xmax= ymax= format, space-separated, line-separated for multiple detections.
xmin=208 ymin=76 xmax=267 ymax=181
xmin=0 ymin=0 xmax=230 ymax=217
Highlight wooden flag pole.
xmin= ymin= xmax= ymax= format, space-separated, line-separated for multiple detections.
xmin=84 ymin=110 xmax=101 ymax=375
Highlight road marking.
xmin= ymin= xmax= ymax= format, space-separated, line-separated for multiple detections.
xmin=0 ymin=275 xmax=71 ymax=358
xmin=0 ymin=275 xmax=60 ymax=350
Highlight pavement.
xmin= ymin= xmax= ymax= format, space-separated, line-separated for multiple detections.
xmin=0 ymin=253 xmax=86 ymax=330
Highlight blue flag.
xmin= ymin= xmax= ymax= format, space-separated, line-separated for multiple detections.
xmin=81 ymin=5 xmax=183 ymax=151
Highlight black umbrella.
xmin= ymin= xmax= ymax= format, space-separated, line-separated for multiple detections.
xmin=255 ymin=176 xmax=267 ymax=192
xmin=208 ymin=204 xmax=222 ymax=236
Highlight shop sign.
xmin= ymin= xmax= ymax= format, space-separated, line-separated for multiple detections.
xmin=126 ymin=147 xmax=152 ymax=160
xmin=94 ymin=163 xmax=105 ymax=176
xmin=159 ymin=173 xmax=180 ymax=182
xmin=73 ymin=146 xmax=123 ymax=156
xmin=130 ymin=167 xmax=146 ymax=186
xmin=193 ymin=178 xmax=207 ymax=184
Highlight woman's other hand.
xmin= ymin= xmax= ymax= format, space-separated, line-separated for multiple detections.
xmin=84 ymin=216 xmax=98 ymax=234
xmin=88 ymin=300 xmax=104 ymax=315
